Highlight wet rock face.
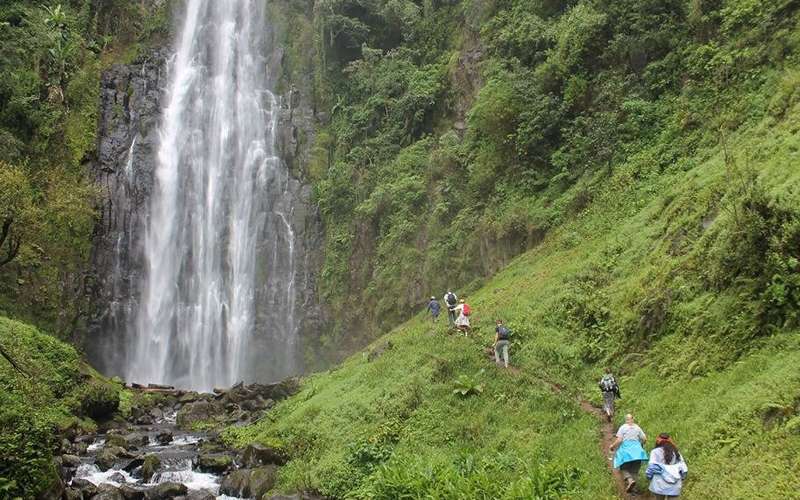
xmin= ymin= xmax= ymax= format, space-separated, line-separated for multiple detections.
xmin=85 ymin=48 xmax=168 ymax=377
xmin=86 ymin=34 xmax=328 ymax=385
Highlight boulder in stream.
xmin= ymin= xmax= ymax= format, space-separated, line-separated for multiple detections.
xmin=108 ymin=472 xmax=127 ymax=484
xmin=178 ymin=391 xmax=202 ymax=404
xmin=64 ymin=487 xmax=83 ymax=500
xmin=94 ymin=484 xmax=125 ymax=500
xmin=96 ymin=445 xmax=129 ymax=471
xmin=155 ymin=430 xmax=173 ymax=445
xmin=71 ymin=478 xmax=98 ymax=497
xmin=176 ymin=400 xmax=221 ymax=429
xmin=105 ymin=433 xmax=131 ymax=449
xmin=196 ymin=452 xmax=233 ymax=473
xmin=119 ymin=484 xmax=146 ymax=500
xmin=141 ymin=454 xmax=161 ymax=482
xmin=220 ymin=466 xmax=278 ymax=498
xmin=242 ymin=443 xmax=288 ymax=466
xmin=143 ymin=482 xmax=187 ymax=499
xmin=61 ymin=454 xmax=82 ymax=468
xmin=179 ymin=491 xmax=216 ymax=500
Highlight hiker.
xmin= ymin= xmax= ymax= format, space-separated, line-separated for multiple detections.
xmin=609 ymin=413 xmax=648 ymax=493
xmin=443 ymin=290 xmax=458 ymax=326
xmin=426 ymin=296 xmax=441 ymax=322
xmin=646 ymin=433 xmax=688 ymax=499
xmin=598 ymin=368 xmax=620 ymax=422
xmin=454 ymin=298 xmax=471 ymax=335
xmin=494 ymin=320 xmax=511 ymax=368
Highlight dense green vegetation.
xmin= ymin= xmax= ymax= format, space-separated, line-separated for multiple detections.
xmin=0 ymin=4 xmax=167 ymax=497
xmin=2 ymin=0 xmax=800 ymax=497
xmin=228 ymin=97 xmax=800 ymax=498
xmin=224 ymin=0 xmax=800 ymax=497
xmin=281 ymin=0 xmax=800 ymax=361
xmin=0 ymin=0 xmax=169 ymax=335
xmin=0 ymin=316 xmax=121 ymax=498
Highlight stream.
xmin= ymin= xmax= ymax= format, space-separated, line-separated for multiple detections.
xmin=70 ymin=411 xmax=236 ymax=499
xmin=60 ymin=379 xmax=301 ymax=500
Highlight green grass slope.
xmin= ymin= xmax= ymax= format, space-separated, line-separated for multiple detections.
xmin=228 ymin=83 xmax=800 ymax=498
xmin=0 ymin=316 xmax=120 ymax=498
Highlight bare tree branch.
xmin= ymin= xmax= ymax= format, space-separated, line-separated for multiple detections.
xmin=0 ymin=334 xmax=28 ymax=377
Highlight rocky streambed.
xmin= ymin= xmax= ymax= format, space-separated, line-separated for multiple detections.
xmin=56 ymin=379 xmax=318 ymax=500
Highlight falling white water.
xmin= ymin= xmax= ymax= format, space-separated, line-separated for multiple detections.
xmin=127 ymin=0 xmax=300 ymax=391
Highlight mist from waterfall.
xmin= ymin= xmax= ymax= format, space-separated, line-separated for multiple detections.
xmin=126 ymin=0 xmax=300 ymax=391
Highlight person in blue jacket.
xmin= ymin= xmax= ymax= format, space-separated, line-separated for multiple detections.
xmin=608 ymin=413 xmax=649 ymax=493
xmin=426 ymin=296 xmax=441 ymax=323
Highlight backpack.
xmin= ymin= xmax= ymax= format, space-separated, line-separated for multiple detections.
xmin=497 ymin=325 xmax=510 ymax=340
xmin=462 ymin=304 xmax=471 ymax=316
xmin=600 ymin=375 xmax=617 ymax=393
xmin=445 ymin=292 xmax=457 ymax=306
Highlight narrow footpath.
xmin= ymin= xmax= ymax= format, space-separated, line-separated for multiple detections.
xmin=482 ymin=347 xmax=652 ymax=499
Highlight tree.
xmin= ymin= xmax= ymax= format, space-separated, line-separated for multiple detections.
xmin=0 ymin=162 xmax=34 ymax=268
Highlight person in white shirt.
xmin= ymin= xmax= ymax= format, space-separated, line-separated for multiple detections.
xmin=646 ymin=433 xmax=688 ymax=499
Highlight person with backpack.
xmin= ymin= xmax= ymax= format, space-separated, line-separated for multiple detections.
xmin=443 ymin=290 xmax=458 ymax=326
xmin=494 ymin=320 xmax=511 ymax=368
xmin=426 ymin=296 xmax=441 ymax=323
xmin=609 ymin=413 xmax=649 ymax=493
xmin=646 ymin=433 xmax=688 ymax=499
xmin=598 ymin=368 xmax=621 ymax=422
xmin=454 ymin=298 xmax=471 ymax=335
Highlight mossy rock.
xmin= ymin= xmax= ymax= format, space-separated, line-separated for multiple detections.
xmin=104 ymin=433 xmax=129 ymax=449
xmin=80 ymin=382 xmax=121 ymax=420
xmin=95 ymin=445 xmax=127 ymax=471
xmin=196 ymin=452 xmax=234 ymax=473
xmin=220 ymin=466 xmax=278 ymax=498
xmin=142 ymin=454 xmax=161 ymax=483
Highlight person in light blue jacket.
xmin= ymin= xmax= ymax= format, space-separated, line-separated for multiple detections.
xmin=609 ymin=413 xmax=649 ymax=493
xmin=646 ymin=433 xmax=688 ymax=499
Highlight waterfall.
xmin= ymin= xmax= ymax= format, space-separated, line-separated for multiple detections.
xmin=126 ymin=0 xmax=300 ymax=391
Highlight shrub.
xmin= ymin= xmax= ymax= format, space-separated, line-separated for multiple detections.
xmin=79 ymin=381 xmax=120 ymax=420
xmin=453 ymin=369 xmax=485 ymax=397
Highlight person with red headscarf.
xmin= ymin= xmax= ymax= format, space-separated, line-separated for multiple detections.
xmin=646 ymin=433 xmax=688 ymax=499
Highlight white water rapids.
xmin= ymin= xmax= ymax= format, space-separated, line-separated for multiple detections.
xmin=126 ymin=0 xmax=301 ymax=390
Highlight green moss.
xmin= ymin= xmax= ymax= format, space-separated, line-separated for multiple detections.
xmin=0 ymin=316 xmax=107 ymax=497
xmin=190 ymin=420 xmax=221 ymax=432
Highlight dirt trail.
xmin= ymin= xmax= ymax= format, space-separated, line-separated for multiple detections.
xmin=482 ymin=347 xmax=651 ymax=499
xmin=542 ymin=380 xmax=654 ymax=499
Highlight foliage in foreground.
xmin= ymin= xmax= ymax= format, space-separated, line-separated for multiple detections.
xmin=0 ymin=316 xmax=119 ymax=498
xmin=227 ymin=72 xmax=800 ymax=497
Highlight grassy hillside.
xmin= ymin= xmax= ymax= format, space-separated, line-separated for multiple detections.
xmin=275 ymin=0 xmax=800 ymax=365
xmin=226 ymin=76 xmax=800 ymax=498
xmin=0 ymin=316 xmax=121 ymax=498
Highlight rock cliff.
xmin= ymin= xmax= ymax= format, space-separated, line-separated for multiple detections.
xmin=87 ymin=12 xmax=327 ymax=382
